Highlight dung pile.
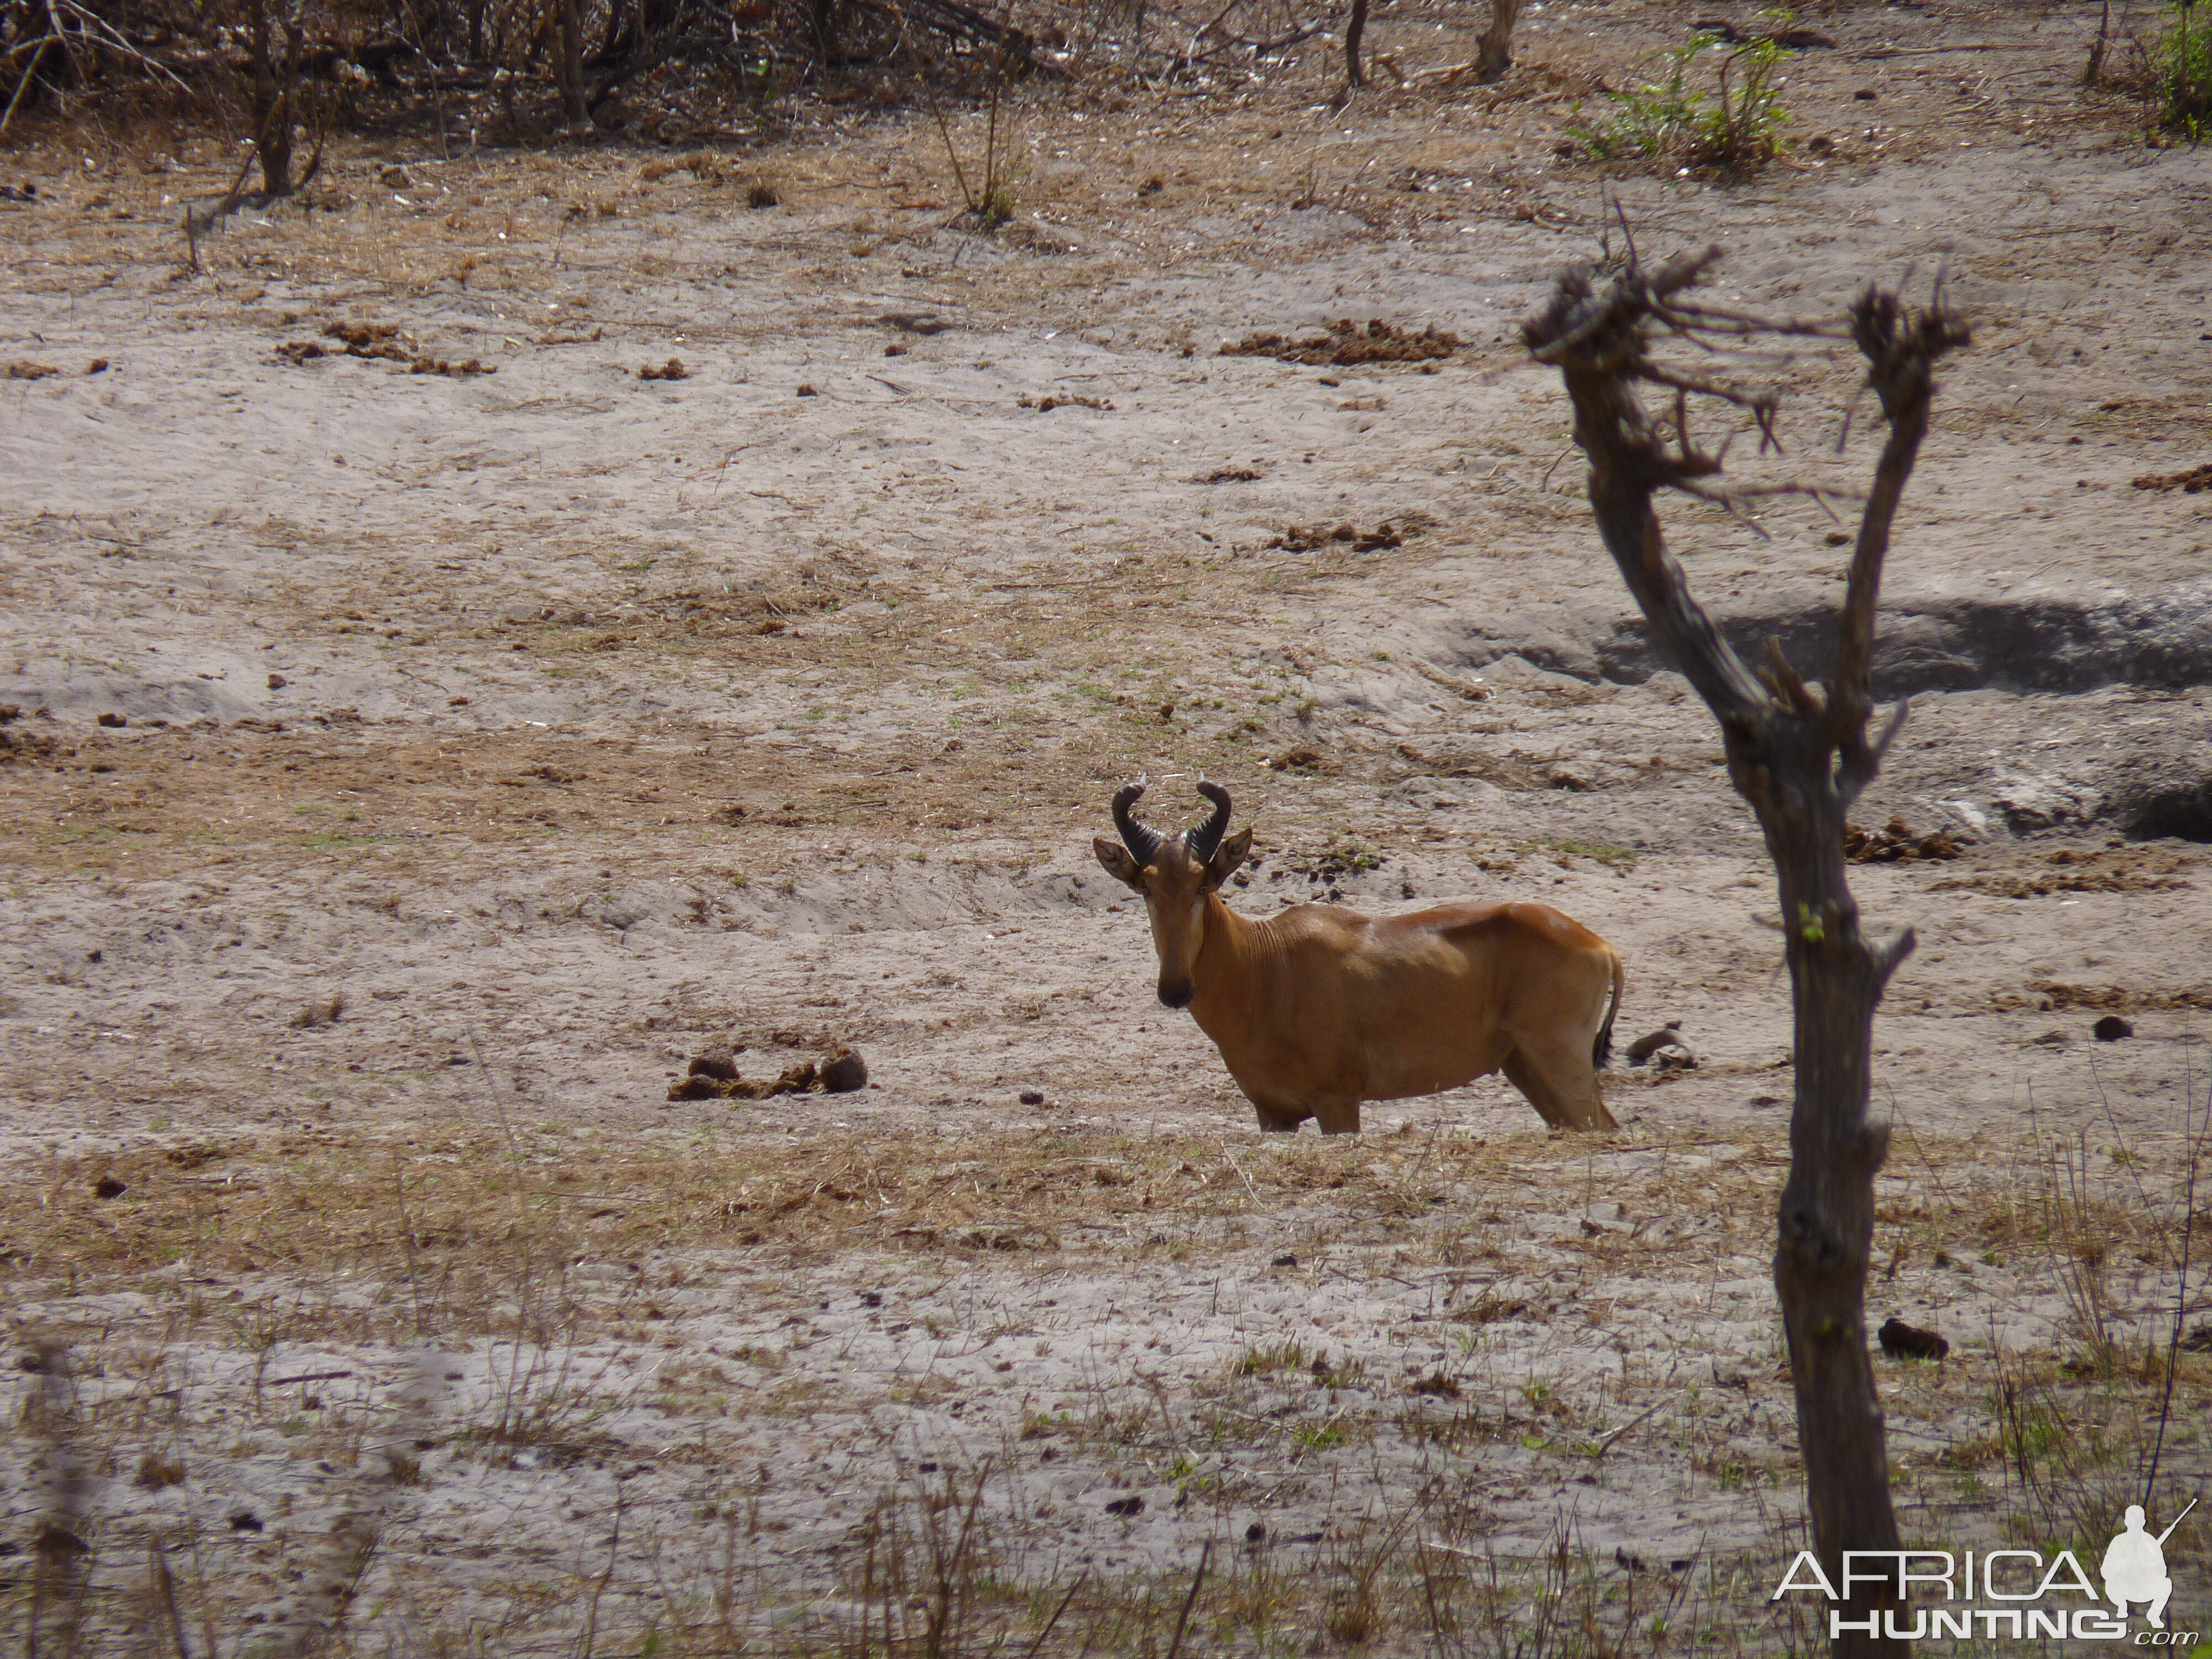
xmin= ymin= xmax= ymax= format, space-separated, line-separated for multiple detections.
xmin=1844 ymin=817 xmax=1970 ymax=863
xmin=670 ymin=1046 xmax=867 ymax=1100
xmin=1220 ymin=319 xmax=1461 ymax=367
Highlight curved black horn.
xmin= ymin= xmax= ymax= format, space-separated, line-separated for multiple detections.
xmin=1188 ymin=781 xmax=1233 ymax=862
xmin=1113 ymin=781 xmax=1164 ymax=865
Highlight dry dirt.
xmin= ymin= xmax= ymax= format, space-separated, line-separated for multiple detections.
xmin=5 ymin=0 xmax=2212 ymax=1651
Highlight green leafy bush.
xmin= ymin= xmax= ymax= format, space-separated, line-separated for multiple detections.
xmin=1567 ymin=28 xmax=1792 ymax=175
xmin=2156 ymin=0 xmax=2212 ymax=138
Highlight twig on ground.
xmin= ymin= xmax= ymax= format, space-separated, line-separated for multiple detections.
xmin=1164 ymin=1540 xmax=1212 ymax=1659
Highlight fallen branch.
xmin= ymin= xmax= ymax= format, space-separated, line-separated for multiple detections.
xmin=1590 ymin=1389 xmax=1682 ymax=1455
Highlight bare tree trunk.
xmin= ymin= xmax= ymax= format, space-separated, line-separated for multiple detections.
xmin=247 ymin=0 xmax=302 ymax=195
xmin=557 ymin=0 xmax=587 ymax=122
xmin=1524 ymin=251 xmax=1968 ymax=1656
xmin=1343 ymin=0 xmax=1366 ymax=87
xmin=810 ymin=0 xmax=838 ymax=65
xmin=1475 ymin=0 xmax=1517 ymax=81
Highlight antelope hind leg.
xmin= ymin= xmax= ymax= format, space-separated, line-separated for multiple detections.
xmin=1313 ymin=1099 xmax=1362 ymax=1135
xmin=1504 ymin=1043 xmax=1616 ymax=1133
xmin=1253 ymin=1107 xmax=1306 ymax=1133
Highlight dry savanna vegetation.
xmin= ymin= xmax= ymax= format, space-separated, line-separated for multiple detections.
xmin=6 ymin=0 xmax=2212 ymax=1651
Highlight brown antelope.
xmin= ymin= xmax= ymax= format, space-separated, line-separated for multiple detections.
xmin=1094 ymin=781 xmax=1624 ymax=1133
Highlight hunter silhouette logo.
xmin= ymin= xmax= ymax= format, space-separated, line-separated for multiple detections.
xmin=2105 ymin=1501 xmax=2193 ymax=1630
xmin=1771 ymin=1499 xmax=2197 ymax=1642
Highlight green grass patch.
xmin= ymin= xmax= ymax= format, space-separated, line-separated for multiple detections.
xmin=1233 ymin=1339 xmax=1308 ymax=1376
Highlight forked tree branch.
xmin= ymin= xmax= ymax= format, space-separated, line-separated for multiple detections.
xmin=1834 ymin=287 xmax=1971 ymax=799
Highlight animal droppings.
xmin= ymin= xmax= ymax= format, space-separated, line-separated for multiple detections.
xmin=818 ymin=1046 xmax=868 ymax=1092
xmin=1103 ymin=1495 xmax=1144 ymax=1517
xmin=93 ymin=1175 xmax=127 ymax=1199
xmin=1019 ymin=1089 xmax=1045 ymax=1105
xmin=669 ymin=1046 xmax=866 ymax=1100
xmin=1270 ymin=1252 xmax=1298 ymax=1267
xmin=1844 ymin=817 xmax=1970 ymax=862
xmin=1220 ymin=317 xmax=1460 ymax=367
xmin=2133 ymin=463 xmax=2212 ymax=494
xmin=4 ymin=359 xmax=59 ymax=380
xmin=1017 ymin=393 xmax=1114 ymax=412
xmin=227 ymin=1510 xmax=265 ymax=1532
xmin=1876 ymin=1317 xmax=1949 ymax=1360
xmin=1408 ymin=1371 xmax=1460 ymax=1397
xmin=2093 ymin=1014 xmax=2135 ymax=1041
xmin=1266 ymin=520 xmax=1406 ymax=554
xmin=639 ymin=358 xmax=688 ymax=381
xmin=1245 ymin=1522 xmax=1267 ymax=1542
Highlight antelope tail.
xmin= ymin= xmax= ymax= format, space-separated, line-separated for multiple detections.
xmin=1593 ymin=949 xmax=1625 ymax=1070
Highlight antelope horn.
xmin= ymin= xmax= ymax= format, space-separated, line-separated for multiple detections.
xmin=1189 ymin=781 xmax=1233 ymax=862
xmin=1113 ymin=780 xmax=1163 ymax=865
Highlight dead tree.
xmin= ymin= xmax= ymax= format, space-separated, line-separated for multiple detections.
xmin=246 ymin=0 xmax=305 ymax=195
xmin=1474 ymin=0 xmax=1517 ymax=80
xmin=1524 ymin=247 xmax=1968 ymax=1655
xmin=557 ymin=0 xmax=588 ymax=121
xmin=810 ymin=0 xmax=841 ymax=65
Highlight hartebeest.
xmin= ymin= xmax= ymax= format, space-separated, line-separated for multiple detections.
xmin=1094 ymin=781 xmax=1624 ymax=1133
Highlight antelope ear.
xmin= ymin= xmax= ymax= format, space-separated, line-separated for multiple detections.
xmin=1094 ymin=838 xmax=1145 ymax=890
xmin=1202 ymin=827 xmax=1254 ymax=891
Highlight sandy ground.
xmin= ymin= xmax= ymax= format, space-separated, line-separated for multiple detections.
xmin=5 ymin=0 xmax=2212 ymax=1650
